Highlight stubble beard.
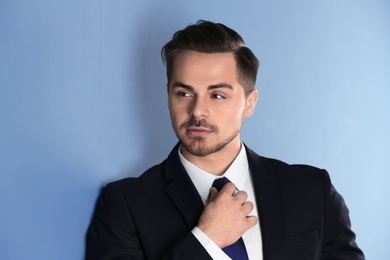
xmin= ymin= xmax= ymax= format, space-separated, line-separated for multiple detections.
xmin=176 ymin=118 xmax=244 ymax=157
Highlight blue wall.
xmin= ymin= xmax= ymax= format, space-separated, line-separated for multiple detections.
xmin=1 ymin=1 xmax=389 ymax=259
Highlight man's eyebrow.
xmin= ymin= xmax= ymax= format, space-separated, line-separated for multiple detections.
xmin=208 ymin=83 xmax=234 ymax=91
xmin=171 ymin=82 xmax=233 ymax=91
xmin=171 ymin=82 xmax=194 ymax=91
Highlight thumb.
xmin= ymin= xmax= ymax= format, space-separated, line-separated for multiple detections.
xmin=208 ymin=187 xmax=218 ymax=203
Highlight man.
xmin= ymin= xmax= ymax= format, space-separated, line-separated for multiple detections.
xmin=86 ymin=20 xmax=364 ymax=259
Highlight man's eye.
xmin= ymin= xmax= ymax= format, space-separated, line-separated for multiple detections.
xmin=177 ymin=91 xmax=191 ymax=97
xmin=212 ymin=94 xmax=225 ymax=99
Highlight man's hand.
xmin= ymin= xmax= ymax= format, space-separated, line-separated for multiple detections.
xmin=197 ymin=183 xmax=258 ymax=248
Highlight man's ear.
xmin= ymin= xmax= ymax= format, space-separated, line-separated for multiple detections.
xmin=244 ymin=89 xmax=258 ymax=118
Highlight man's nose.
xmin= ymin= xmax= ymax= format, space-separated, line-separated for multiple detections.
xmin=189 ymin=97 xmax=209 ymax=119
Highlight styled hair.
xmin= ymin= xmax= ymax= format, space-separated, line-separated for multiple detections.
xmin=161 ymin=20 xmax=259 ymax=96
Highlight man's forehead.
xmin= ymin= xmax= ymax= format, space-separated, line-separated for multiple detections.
xmin=169 ymin=50 xmax=242 ymax=91
xmin=172 ymin=50 xmax=236 ymax=76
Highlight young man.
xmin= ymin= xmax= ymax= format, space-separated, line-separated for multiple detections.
xmin=86 ymin=21 xmax=364 ymax=259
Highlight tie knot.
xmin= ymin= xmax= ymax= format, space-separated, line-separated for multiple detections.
xmin=212 ymin=177 xmax=231 ymax=191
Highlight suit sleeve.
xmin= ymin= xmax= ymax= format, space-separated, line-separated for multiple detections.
xmin=85 ymin=183 xmax=213 ymax=260
xmin=321 ymin=170 xmax=365 ymax=259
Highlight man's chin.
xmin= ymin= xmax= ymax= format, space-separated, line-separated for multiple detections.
xmin=180 ymin=139 xmax=225 ymax=158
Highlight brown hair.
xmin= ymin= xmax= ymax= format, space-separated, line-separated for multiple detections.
xmin=161 ymin=20 xmax=259 ymax=96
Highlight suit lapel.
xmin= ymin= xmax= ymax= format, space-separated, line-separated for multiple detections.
xmin=246 ymin=146 xmax=285 ymax=259
xmin=164 ymin=144 xmax=204 ymax=229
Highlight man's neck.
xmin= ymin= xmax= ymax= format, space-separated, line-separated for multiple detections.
xmin=180 ymin=138 xmax=242 ymax=176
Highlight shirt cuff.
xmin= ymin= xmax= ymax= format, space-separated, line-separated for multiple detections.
xmin=191 ymin=226 xmax=231 ymax=260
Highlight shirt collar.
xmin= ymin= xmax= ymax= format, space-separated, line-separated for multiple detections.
xmin=178 ymin=144 xmax=249 ymax=203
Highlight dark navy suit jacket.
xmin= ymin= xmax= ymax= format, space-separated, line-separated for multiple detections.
xmin=86 ymin=144 xmax=364 ymax=259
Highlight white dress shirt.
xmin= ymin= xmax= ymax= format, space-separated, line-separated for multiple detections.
xmin=178 ymin=144 xmax=263 ymax=260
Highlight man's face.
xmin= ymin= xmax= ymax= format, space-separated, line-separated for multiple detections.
xmin=168 ymin=50 xmax=257 ymax=158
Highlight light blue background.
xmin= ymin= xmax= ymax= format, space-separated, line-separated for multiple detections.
xmin=1 ymin=1 xmax=389 ymax=259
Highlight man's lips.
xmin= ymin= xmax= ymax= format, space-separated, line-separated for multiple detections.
xmin=186 ymin=126 xmax=213 ymax=137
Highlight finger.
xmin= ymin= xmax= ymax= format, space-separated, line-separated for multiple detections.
xmin=245 ymin=215 xmax=259 ymax=228
xmin=241 ymin=201 xmax=254 ymax=214
xmin=219 ymin=182 xmax=236 ymax=195
xmin=208 ymin=187 xmax=218 ymax=202
xmin=234 ymin=190 xmax=248 ymax=203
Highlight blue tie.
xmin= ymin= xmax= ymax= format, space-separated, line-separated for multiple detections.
xmin=212 ymin=177 xmax=249 ymax=260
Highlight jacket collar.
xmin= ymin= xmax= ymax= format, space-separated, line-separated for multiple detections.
xmin=164 ymin=143 xmax=204 ymax=229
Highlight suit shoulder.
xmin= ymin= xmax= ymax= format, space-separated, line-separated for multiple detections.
xmin=105 ymin=160 xmax=168 ymax=195
xmin=246 ymin=146 xmax=326 ymax=180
